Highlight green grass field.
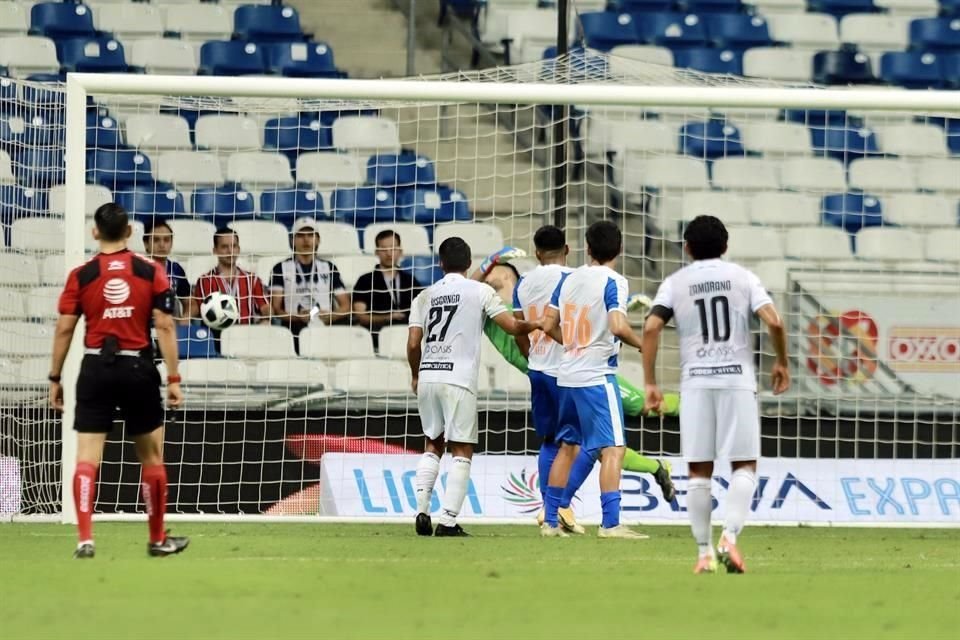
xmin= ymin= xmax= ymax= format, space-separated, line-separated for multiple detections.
xmin=1 ymin=523 xmax=957 ymax=639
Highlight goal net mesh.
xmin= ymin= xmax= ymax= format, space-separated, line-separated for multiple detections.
xmin=1 ymin=53 xmax=958 ymax=521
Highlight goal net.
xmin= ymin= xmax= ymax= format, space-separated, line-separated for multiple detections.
xmin=1 ymin=55 xmax=958 ymax=525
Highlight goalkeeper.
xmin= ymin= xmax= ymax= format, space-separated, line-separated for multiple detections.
xmin=471 ymin=239 xmax=679 ymax=532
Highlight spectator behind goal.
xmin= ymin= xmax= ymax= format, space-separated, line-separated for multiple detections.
xmin=353 ymin=229 xmax=423 ymax=349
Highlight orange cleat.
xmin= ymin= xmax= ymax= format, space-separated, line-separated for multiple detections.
xmin=717 ymin=534 xmax=746 ymax=574
xmin=693 ymin=554 xmax=718 ymax=574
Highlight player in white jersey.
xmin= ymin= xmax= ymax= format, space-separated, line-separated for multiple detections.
xmin=407 ymin=237 xmax=540 ymax=537
xmin=643 ymin=215 xmax=790 ymax=574
xmin=542 ymin=221 xmax=648 ymax=539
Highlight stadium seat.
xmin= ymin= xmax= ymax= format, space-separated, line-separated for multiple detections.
xmin=87 ymin=113 xmax=121 ymax=149
xmin=737 ymin=121 xmax=813 ymax=156
xmin=711 ymin=157 xmax=780 ymax=190
xmin=785 ymin=226 xmax=854 ymax=260
xmin=330 ymin=187 xmax=396 ymax=228
xmin=0 ymin=185 xmax=47 ymax=221
xmin=30 ymin=2 xmax=97 ymax=40
xmin=254 ymin=359 xmax=329 ymax=386
xmin=638 ymin=13 xmax=708 ymax=51
xmin=333 ymin=359 xmax=410 ymax=393
xmin=925 ymin=228 xmax=960 ymax=262
xmin=812 ymin=50 xmax=877 ymax=85
xmin=583 ymin=117 xmax=676 ymax=157
xmin=264 ymin=42 xmax=340 ymax=78
xmin=48 ymin=184 xmax=111 ymax=216
xmin=779 ymin=157 xmax=847 ymax=192
xmin=400 ymin=255 xmax=442 ymax=286
xmin=680 ymin=120 xmax=745 ymax=159
xmin=606 ymin=0 xmax=674 ymax=11
xmin=673 ymin=48 xmax=743 ymax=75
xmin=810 ymin=124 xmax=880 ymax=163
xmin=765 ymin=13 xmax=840 ymax=49
xmin=95 ymin=4 xmax=164 ymax=39
xmin=395 ymin=187 xmax=471 ymax=224
xmin=114 ymin=183 xmax=186 ymax=221
xmin=312 ymin=221 xmax=362 ymax=255
xmin=0 ymin=36 xmax=60 ymax=77
xmin=607 ymin=44 xmax=673 ymax=66
xmin=916 ymin=158 xmax=960 ymax=192
xmin=503 ymin=9 xmax=564 ymax=64
xmin=179 ymin=359 xmax=250 ymax=385
xmin=0 ymin=321 xmax=53 ymax=356
xmin=164 ymin=4 xmax=234 ymax=42
xmin=848 ymin=158 xmax=918 ymax=192
xmin=155 ymin=151 xmax=225 ymax=186
xmin=125 ymin=114 xmax=192 ymax=151
xmin=227 ymin=152 xmax=295 ymax=188
xmin=724 ymin=227 xmax=785 ymax=261
xmin=228 ymin=220 xmax=290 ymax=256
xmin=16 ymin=357 xmax=50 ymax=385
xmin=931 ymin=117 xmax=960 ymax=155
xmin=875 ymin=0 xmax=940 ymax=15
xmin=86 ymin=149 xmax=152 ymax=188
xmin=221 ymin=325 xmax=296 ymax=359
xmin=376 ymin=324 xmax=409 ymax=359
xmin=10 ymin=217 xmax=63 ymax=252
xmin=167 ymin=218 xmax=216 ymax=255
xmin=366 ymin=152 xmax=437 ymax=188
xmin=910 ymin=18 xmax=960 ymax=53
xmin=25 ymin=285 xmax=59 ymax=320
xmin=884 ymin=193 xmax=957 ymax=227
xmin=0 ymin=3 xmax=29 ymax=37
xmin=296 ymin=152 xmax=365 ymax=188
xmin=176 ymin=324 xmax=219 ymax=360
xmin=362 ymin=222 xmax=431 ymax=256
xmin=264 ymin=115 xmax=333 ymax=164
xmin=40 ymin=253 xmax=62 ymax=285
xmin=749 ymin=191 xmax=822 ymax=226
xmin=332 ymin=116 xmax=401 ymax=155
xmin=685 ymin=0 xmax=743 ymax=12
xmin=944 ymin=0 xmax=960 ymax=16
xmin=191 ymin=184 xmax=257 ymax=224
xmin=741 ymin=47 xmax=815 ymax=82
xmin=195 ymin=115 xmax=262 ymax=152
xmin=839 ymin=15 xmax=911 ymax=52
xmin=128 ymin=39 xmax=197 ymax=75
xmin=0 ymin=78 xmax=14 ymax=113
xmin=807 ymin=0 xmax=881 ymax=18
xmin=579 ymin=12 xmax=642 ymax=52
xmin=617 ymin=154 xmax=711 ymax=193
xmin=0 ymin=289 xmax=25 ymax=318
xmin=12 ymin=148 xmax=64 ymax=188
xmin=705 ymin=14 xmax=773 ymax=50
xmin=198 ymin=41 xmax=268 ymax=76
xmin=233 ymin=4 xmax=306 ymax=42
xmin=259 ymin=188 xmax=326 ymax=228
xmin=821 ymin=192 xmax=884 ymax=232
xmin=299 ymin=326 xmax=375 ymax=360
xmin=873 ymin=123 xmax=949 ymax=157
xmin=856 ymin=227 xmax=925 ymax=261
xmin=0 ymin=253 xmax=40 ymax=286
xmin=679 ymin=191 xmax=750 ymax=226
xmin=879 ymin=52 xmax=944 ymax=88
xmin=433 ymin=222 xmax=504 ymax=256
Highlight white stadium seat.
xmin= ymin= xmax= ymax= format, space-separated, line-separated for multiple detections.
xmin=0 ymin=4 xmax=28 ymax=36
xmin=725 ymin=227 xmax=785 ymax=261
xmin=128 ymin=38 xmax=198 ymax=75
xmin=856 ymin=228 xmax=925 ymax=262
xmin=609 ymin=45 xmax=673 ymax=66
xmin=26 ymin=286 xmax=60 ymax=320
xmin=617 ymin=154 xmax=710 ymax=193
xmin=749 ymin=192 xmax=822 ymax=227
xmin=873 ymin=0 xmax=940 ymax=16
xmin=299 ymin=326 xmax=375 ymax=360
xmin=163 ymin=4 xmax=234 ymax=41
xmin=738 ymin=121 xmax=813 ymax=156
xmin=180 ymin=360 xmax=251 ymax=385
xmin=333 ymin=359 xmax=411 ymax=393
xmin=227 ymin=152 xmax=295 ymax=188
xmin=333 ymin=255 xmax=379 ymax=289
xmin=0 ymin=321 xmax=54 ymax=356
xmin=749 ymin=0 xmax=806 ymax=14
xmin=679 ymin=191 xmax=750 ymax=226
xmin=296 ymin=153 xmax=365 ymax=188
xmin=873 ymin=124 xmax=949 ymax=157
xmin=124 ymin=114 xmax=193 ymax=150
xmin=49 ymin=184 xmax=113 ymax=216
xmin=18 ymin=358 xmax=50 ymax=385
xmin=96 ymin=4 xmax=164 ymax=39
xmin=0 ymin=251 xmax=42 ymax=286
xmin=195 ymin=115 xmax=262 ymax=152
xmin=229 ymin=220 xmax=291 ymax=256
xmin=839 ymin=15 xmax=910 ymax=52
xmin=376 ymin=325 xmax=409 ymax=359
xmin=312 ymin=221 xmax=362 ymax=256
xmin=362 ymin=223 xmax=431 ymax=256
xmin=583 ymin=117 xmax=676 ymax=157
xmin=221 ymin=325 xmax=296 ymax=359
xmin=40 ymin=254 xmax=63 ymax=286
xmin=0 ymin=150 xmax=14 ymax=183
xmin=785 ymin=227 xmax=853 ymax=260
xmin=779 ymin=158 xmax=846 ymax=192
xmin=916 ymin=160 xmax=960 ymax=193
xmin=155 ymin=152 xmax=225 ymax=186
xmin=765 ymin=13 xmax=839 ymax=49
xmin=504 ymin=8 xmax=559 ymax=63
xmin=0 ymin=36 xmax=60 ymax=76
xmin=253 ymin=254 xmax=288 ymax=285
xmin=848 ymin=158 xmax=918 ymax=192
xmin=254 ymin=359 xmax=330 ymax=387
xmin=884 ymin=194 xmax=957 ymax=228
xmin=11 ymin=218 xmax=64 ymax=252
xmin=711 ymin=157 xmax=781 ymax=191
xmin=0 ymin=290 xmax=26 ymax=318
xmin=166 ymin=219 xmax=217 ymax=255
xmin=925 ymin=229 xmax=960 ymax=262
xmin=433 ymin=223 xmax=504 ymax=257
xmin=331 ymin=116 xmax=401 ymax=155
xmin=742 ymin=48 xmax=814 ymax=82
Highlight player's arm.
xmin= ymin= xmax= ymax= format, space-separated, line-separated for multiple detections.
xmin=609 ymin=310 xmax=643 ymax=350
xmin=470 ymin=246 xmax=527 ymax=281
xmin=756 ymin=303 xmax=790 ymax=395
xmin=512 ymin=310 xmax=531 ymax=358
xmin=407 ymin=326 xmax=423 ymax=394
xmin=642 ymin=278 xmax=673 ymax=413
xmin=542 ymin=306 xmax=563 ymax=344
xmin=48 ymin=313 xmax=79 ymax=411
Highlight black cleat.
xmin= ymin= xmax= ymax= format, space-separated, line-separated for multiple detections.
xmin=654 ymin=459 xmax=677 ymax=503
xmin=148 ymin=533 xmax=190 ymax=557
xmin=73 ymin=542 xmax=95 ymax=559
xmin=415 ymin=513 xmax=433 ymax=536
xmin=434 ymin=523 xmax=469 ymax=537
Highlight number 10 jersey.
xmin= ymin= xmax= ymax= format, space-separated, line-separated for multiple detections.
xmin=409 ymin=272 xmax=507 ymax=393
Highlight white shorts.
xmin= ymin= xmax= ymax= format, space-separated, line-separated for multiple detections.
xmin=679 ymin=388 xmax=760 ymax=463
xmin=418 ymin=382 xmax=478 ymax=444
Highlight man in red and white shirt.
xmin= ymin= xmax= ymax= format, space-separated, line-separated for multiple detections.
xmin=188 ymin=227 xmax=271 ymax=324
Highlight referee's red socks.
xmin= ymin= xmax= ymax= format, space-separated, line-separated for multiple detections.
xmin=141 ymin=465 xmax=168 ymax=544
xmin=73 ymin=462 xmax=97 ymax=543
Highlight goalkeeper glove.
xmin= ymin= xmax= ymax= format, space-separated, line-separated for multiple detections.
xmin=479 ymin=246 xmax=526 ymax=276
xmin=626 ymin=293 xmax=653 ymax=314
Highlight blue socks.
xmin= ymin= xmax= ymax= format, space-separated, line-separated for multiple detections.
xmin=544 ymin=486 xmax=564 ymax=527
xmin=601 ymin=491 xmax=621 ymax=529
xmin=537 ymin=441 xmax=560 ymax=500
xmin=559 ymin=448 xmax=598 ymax=509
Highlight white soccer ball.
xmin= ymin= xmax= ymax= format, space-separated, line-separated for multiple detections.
xmin=199 ymin=291 xmax=240 ymax=331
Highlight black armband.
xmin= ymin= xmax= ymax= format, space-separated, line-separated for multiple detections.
xmin=649 ymin=304 xmax=674 ymax=323
xmin=153 ymin=289 xmax=176 ymax=315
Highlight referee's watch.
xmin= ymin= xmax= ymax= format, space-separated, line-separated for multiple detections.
xmin=48 ymin=374 xmax=61 ymax=383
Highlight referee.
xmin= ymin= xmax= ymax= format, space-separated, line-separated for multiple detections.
xmin=49 ymin=203 xmax=189 ymax=560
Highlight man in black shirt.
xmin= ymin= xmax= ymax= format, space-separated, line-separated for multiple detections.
xmin=353 ymin=229 xmax=422 ymax=348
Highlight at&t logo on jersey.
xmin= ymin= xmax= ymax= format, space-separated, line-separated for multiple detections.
xmin=102 ymin=277 xmax=134 ymax=319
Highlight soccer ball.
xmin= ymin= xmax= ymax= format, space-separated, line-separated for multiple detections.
xmin=199 ymin=292 xmax=240 ymax=330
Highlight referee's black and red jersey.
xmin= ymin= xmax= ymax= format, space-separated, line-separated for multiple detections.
xmin=57 ymin=250 xmax=172 ymax=350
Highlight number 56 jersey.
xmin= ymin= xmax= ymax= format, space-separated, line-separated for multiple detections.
xmin=409 ymin=273 xmax=507 ymax=393
xmin=651 ymin=258 xmax=772 ymax=392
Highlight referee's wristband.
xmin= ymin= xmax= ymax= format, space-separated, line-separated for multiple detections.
xmin=167 ymin=374 xmax=182 ymax=384
xmin=48 ymin=374 xmax=61 ymax=383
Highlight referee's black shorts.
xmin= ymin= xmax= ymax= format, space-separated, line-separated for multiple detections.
xmin=75 ymin=354 xmax=164 ymax=436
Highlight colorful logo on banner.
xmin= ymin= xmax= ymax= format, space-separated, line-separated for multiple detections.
xmin=500 ymin=469 xmax=541 ymax=513
xmin=888 ymin=327 xmax=960 ymax=373
xmin=806 ymin=310 xmax=879 ymax=385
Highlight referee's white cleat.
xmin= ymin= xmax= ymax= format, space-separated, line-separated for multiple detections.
xmin=597 ymin=525 xmax=650 ymax=539
xmin=540 ymin=524 xmax=569 ymax=538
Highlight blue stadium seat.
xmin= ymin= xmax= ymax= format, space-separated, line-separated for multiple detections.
xmin=330 ymin=187 xmax=396 ymax=228
xmin=606 ymin=1 xmax=673 ymax=10
xmin=0 ymin=185 xmax=48 ymax=223
xmin=782 ymin=109 xmax=849 ymax=126
xmin=399 ymin=256 xmax=442 ymax=286
xmin=943 ymin=52 xmax=960 ymax=88
xmin=367 ymin=152 xmax=437 ymax=188
xmin=682 ymin=0 xmax=743 ymax=14
xmin=264 ymin=42 xmax=341 ymax=78
xmin=198 ymin=42 xmax=267 ymax=76
xmin=86 ymin=112 xmax=121 ymax=149
xmin=192 ymin=184 xmax=257 ymax=225
xmin=943 ymin=118 xmax=960 ymax=155
xmin=680 ymin=119 xmax=745 ymax=159
xmin=811 ymin=125 xmax=880 ymax=163
xmin=822 ymin=192 xmax=883 ymax=232
xmin=30 ymin=2 xmax=96 ymax=40
xmin=910 ymin=18 xmax=960 ymax=54
xmin=114 ymin=183 xmax=186 ymax=222
xmin=263 ymin=115 xmax=333 ymax=164
xmin=807 ymin=0 xmax=879 ymax=19
xmin=673 ymin=48 xmax=743 ymax=75
xmin=86 ymin=149 xmax=152 ymax=189
xmin=259 ymin=187 xmax=326 ymax=228
xmin=395 ymin=187 xmax=471 ymax=224
xmin=177 ymin=325 xmax=219 ymax=359
xmin=0 ymin=78 xmax=16 ymax=114
xmin=0 ymin=112 xmax=64 ymax=149
xmin=579 ymin=12 xmax=641 ymax=51
xmin=21 ymin=76 xmax=67 ymax=112
xmin=879 ymin=51 xmax=945 ymax=89
xmin=233 ymin=5 xmax=307 ymax=42
xmin=943 ymin=0 xmax=960 ymax=16
xmin=57 ymin=37 xmax=128 ymax=74
xmin=638 ymin=13 xmax=709 ymax=51
xmin=813 ymin=50 xmax=877 ymax=85
xmin=705 ymin=14 xmax=772 ymax=51
xmin=541 ymin=46 xmax=609 ymax=82
xmin=13 ymin=148 xmax=64 ymax=187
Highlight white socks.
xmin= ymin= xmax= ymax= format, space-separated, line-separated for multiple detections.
xmin=723 ymin=468 xmax=757 ymax=545
xmin=414 ymin=452 xmax=440 ymax=515
xmin=687 ymin=477 xmax=714 ymax=557
xmin=439 ymin=456 xmax=471 ymax=527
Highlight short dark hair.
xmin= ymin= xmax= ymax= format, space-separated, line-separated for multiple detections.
xmin=213 ymin=226 xmax=238 ymax=247
xmin=683 ymin=215 xmax=728 ymax=260
xmin=143 ymin=218 xmax=172 ymax=238
xmin=533 ymin=225 xmax=565 ymax=252
xmin=93 ymin=203 xmax=129 ymax=242
xmin=375 ymin=229 xmax=401 ymax=247
xmin=438 ymin=237 xmax=472 ymax=273
xmin=585 ymin=220 xmax=621 ymax=263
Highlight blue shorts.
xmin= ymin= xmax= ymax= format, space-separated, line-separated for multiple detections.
xmin=529 ymin=369 xmax=580 ymax=445
xmin=561 ymin=374 xmax=625 ymax=452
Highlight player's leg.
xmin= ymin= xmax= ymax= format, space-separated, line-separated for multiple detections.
xmin=73 ymin=433 xmax=107 ymax=558
xmin=549 ymin=386 xmax=585 ymax=534
xmin=414 ymin=383 xmax=444 ymax=536
xmin=529 ymin=370 xmax=560 ymax=505
xmin=622 ymin=448 xmax=676 ymax=502
xmin=434 ymin=385 xmax=476 ymax=537
xmin=131 ymin=427 xmax=189 ymax=557
xmin=681 ymin=389 xmax=719 ymax=573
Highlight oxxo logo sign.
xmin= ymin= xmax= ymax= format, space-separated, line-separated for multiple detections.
xmin=351 ymin=468 xmax=482 ymax=515
xmin=888 ymin=327 xmax=960 ymax=372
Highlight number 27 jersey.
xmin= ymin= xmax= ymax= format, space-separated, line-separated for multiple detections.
xmin=409 ymin=273 xmax=507 ymax=393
